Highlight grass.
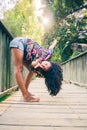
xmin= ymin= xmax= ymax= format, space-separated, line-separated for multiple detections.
xmin=0 ymin=92 xmax=12 ymax=102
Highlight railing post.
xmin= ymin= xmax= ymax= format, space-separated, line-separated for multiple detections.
xmin=0 ymin=29 xmax=3 ymax=92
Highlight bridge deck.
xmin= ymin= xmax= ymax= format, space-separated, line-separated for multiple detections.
xmin=0 ymin=78 xmax=87 ymax=130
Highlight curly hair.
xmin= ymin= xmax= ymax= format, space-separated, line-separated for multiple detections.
xmin=34 ymin=62 xmax=63 ymax=96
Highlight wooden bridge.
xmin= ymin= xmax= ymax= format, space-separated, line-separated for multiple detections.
xmin=0 ymin=21 xmax=87 ymax=130
xmin=0 ymin=78 xmax=87 ymax=130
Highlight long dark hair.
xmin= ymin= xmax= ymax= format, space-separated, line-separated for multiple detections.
xmin=34 ymin=62 xmax=63 ymax=96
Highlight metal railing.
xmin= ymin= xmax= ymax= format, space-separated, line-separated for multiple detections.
xmin=62 ymin=51 xmax=87 ymax=87
xmin=0 ymin=21 xmax=17 ymax=95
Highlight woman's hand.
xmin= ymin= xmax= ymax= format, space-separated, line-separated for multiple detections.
xmin=34 ymin=62 xmax=42 ymax=68
xmin=31 ymin=57 xmax=43 ymax=67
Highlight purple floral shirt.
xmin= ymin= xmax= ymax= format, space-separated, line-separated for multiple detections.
xmin=23 ymin=38 xmax=53 ymax=63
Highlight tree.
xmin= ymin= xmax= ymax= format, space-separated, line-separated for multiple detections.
xmin=43 ymin=0 xmax=87 ymax=62
xmin=3 ymin=0 xmax=44 ymax=44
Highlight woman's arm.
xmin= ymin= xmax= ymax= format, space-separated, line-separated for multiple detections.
xmin=49 ymin=39 xmax=58 ymax=50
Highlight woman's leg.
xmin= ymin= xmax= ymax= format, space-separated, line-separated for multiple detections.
xmin=23 ymin=63 xmax=35 ymax=95
xmin=25 ymin=72 xmax=34 ymax=90
xmin=11 ymin=48 xmax=39 ymax=102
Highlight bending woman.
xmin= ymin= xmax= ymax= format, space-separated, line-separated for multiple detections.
xmin=10 ymin=37 xmax=63 ymax=102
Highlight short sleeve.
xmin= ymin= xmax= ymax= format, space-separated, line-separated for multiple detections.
xmin=47 ymin=49 xmax=53 ymax=56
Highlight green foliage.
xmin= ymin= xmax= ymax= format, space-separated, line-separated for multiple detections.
xmin=51 ymin=47 xmax=61 ymax=62
xmin=70 ymin=51 xmax=82 ymax=59
xmin=52 ymin=0 xmax=84 ymax=19
xmin=0 ymin=93 xmax=12 ymax=102
xmin=3 ymin=0 xmax=43 ymax=44
xmin=43 ymin=0 xmax=87 ymax=62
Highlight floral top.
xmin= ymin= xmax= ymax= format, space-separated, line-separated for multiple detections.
xmin=22 ymin=38 xmax=53 ymax=63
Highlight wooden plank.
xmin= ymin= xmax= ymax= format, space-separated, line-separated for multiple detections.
xmin=0 ymin=78 xmax=87 ymax=130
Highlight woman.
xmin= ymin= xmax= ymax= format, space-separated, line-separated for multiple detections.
xmin=10 ymin=37 xmax=63 ymax=102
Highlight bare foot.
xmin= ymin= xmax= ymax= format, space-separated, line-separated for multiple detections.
xmin=24 ymin=96 xmax=40 ymax=102
xmin=28 ymin=92 xmax=35 ymax=96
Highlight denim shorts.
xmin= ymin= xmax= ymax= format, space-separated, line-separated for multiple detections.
xmin=10 ymin=37 xmax=24 ymax=51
